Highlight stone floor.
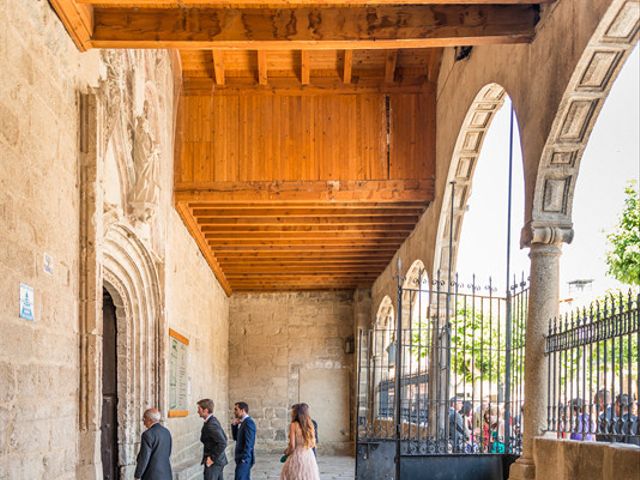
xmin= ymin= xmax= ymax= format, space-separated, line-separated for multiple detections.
xmin=223 ymin=455 xmax=355 ymax=479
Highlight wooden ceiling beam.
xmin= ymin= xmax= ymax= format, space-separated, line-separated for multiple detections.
xmin=385 ymin=50 xmax=398 ymax=84
xmin=342 ymin=50 xmax=353 ymax=84
xmin=91 ymin=5 xmax=539 ymax=50
xmin=205 ymin=234 xmax=408 ymax=242
xmin=233 ymin=287 xmax=366 ymax=292
xmin=79 ymin=1 xmax=550 ymax=5
xmin=188 ymin=201 xmax=427 ymax=209
xmin=212 ymin=50 xmax=225 ymax=85
xmin=217 ymin=254 xmax=394 ymax=261
xmin=175 ymin=179 xmax=434 ymax=203
xmin=49 ymin=0 xmax=94 ymax=51
xmin=199 ymin=224 xmax=414 ymax=233
xmin=229 ymin=274 xmax=378 ymax=279
xmin=182 ymin=77 xmax=431 ymax=96
xmin=300 ymin=50 xmax=310 ymax=85
xmin=225 ymin=267 xmax=384 ymax=275
xmin=209 ymin=241 xmax=404 ymax=248
xmin=220 ymin=262 xmax=390 ymax=269
xmin=195 ymin=218 xmax=419 ymax=227
xmin=192 ymin=207 xmax=423 ymax=217
xmin=257 ymin=50 xmax=268 ymax=85
xmin=175 ymin=202 xmax=232 ymax=295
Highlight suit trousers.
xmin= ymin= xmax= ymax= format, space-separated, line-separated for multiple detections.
xmin=234 ymin=461 xmax=252 ymax=480
xmin=204 ymin=464 xmax=224 ymax=480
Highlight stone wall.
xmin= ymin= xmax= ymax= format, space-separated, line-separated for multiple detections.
xmin=0 ymin=1 xmax=230 ymax=479
xmin=533 ymin=438 xmax=640 ymax=480
xmin=229 ymin=291 xmax=356 ymax=455
xmin=165 ymin=209 xmax=230 ymax=471
xmin=0 ymin=1 xmax=100 ymax=478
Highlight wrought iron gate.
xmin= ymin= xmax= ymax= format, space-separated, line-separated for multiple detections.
xmin=356 ymin=272 xmax=529 ymax=480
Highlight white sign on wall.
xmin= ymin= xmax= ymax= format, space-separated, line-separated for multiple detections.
xmin=19 ymin=283 xmax=34 ymax=321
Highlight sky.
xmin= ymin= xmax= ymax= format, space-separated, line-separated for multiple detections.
xmin=456 ymin=46 xmax=639 ymax=302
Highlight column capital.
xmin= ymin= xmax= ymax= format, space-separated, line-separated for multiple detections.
xmin=520 ymin=221 xmax=574 ymax=248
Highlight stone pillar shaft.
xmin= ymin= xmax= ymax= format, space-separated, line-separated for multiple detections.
xmin=510 ymin=242 xmax=562 ymax=479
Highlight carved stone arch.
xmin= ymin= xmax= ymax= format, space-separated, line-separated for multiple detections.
xmin=375 ymin=295 xmax=394 ymax=331
xmin=401 ymin=259 xmax=430 ymax=327
xmin=433 ymin=83 xmax=508 ymax=276
xmin=102 ymin=222 xmax=164 ymax=477
xmin=403 ymin=259 xmax=427 ymax=289
xmin=526 ymin=0 xmax=639 ymax=245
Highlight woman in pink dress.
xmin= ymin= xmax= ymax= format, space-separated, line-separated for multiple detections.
xmin=280 ymin=404 xmax=320 ymax=480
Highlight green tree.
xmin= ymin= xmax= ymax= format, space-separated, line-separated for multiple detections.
xmin=410 ymin=302 xmax=526 ymax=383
xmin=606 ymin=181 xmax=640 ymax=286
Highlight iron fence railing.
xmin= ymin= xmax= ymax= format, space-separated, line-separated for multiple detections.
xmin=357 ymin=272 xmax=528 ymax=456
xmin=544 ymin=291 xmax=640 ymax=444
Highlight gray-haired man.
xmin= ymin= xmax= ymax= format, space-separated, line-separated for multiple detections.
xmin=134 ymin=408 xmax=173 ymax=480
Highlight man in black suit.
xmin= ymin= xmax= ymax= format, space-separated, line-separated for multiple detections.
xmin=197 ymin=398 xmax=228 ymax=480
xmin=134 ymin=408 xmax=173 ymax=480
xmin=231 ymin=401 xmax=256 ymax=480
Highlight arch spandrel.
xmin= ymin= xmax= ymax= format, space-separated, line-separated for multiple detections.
xmin=526 ymin=0 xmax=639 ymax=246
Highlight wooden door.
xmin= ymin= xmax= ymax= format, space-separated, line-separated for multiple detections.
xmin=101 ymin=289 xmax=119 ymax=480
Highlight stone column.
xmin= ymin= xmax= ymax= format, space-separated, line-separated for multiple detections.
xmin=510 ymin=226 xmax=572 ymax=480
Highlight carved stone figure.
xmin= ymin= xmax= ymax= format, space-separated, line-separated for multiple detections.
xmin=130 ymin=101 xmax=160 ymax=223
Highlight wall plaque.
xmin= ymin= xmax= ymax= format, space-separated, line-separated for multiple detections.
xmin=168 ymin=328 xmax=189 ymax=417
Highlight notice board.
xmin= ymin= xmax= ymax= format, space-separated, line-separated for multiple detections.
xmin=168 ymin=328 xmax=189 ymax=417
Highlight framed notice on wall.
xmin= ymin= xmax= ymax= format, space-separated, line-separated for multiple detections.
xmin=168 ymin=328 xmax=189 ymax=417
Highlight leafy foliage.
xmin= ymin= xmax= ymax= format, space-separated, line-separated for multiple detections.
xmin=606 ymin=182 xmax=640 ymax=286
xmin=410 ymin=302 xmax=526 ymax=383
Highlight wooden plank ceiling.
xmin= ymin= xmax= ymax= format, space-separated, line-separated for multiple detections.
xmin=51 ymin=0 xmax=548 ymax=294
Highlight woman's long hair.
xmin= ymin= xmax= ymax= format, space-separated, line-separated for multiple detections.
xmin=292 ymin=403 xmax=316 ymax=449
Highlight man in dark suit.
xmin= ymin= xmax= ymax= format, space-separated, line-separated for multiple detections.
xmin=197 ymin=398 xmax=228 ymax=480
xmin=231 ymin=401 xmax=256 ymax=480
xmin=134 ymin=408 xmax=173 ymax=480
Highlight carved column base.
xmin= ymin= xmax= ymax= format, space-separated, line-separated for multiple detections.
xmin=509 ymin=457 xmax=536 ymax=480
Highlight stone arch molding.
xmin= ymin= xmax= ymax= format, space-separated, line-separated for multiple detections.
xmin=102 ymin=223 xmax=164 ymax=475
xmin=375 ymin=295 xmax=394 ymax=330
xmin=77 ymin=51 xmax=170 ymax=478
xmin=433 ymin=83 xmax=508 ymax=276
xmin=526 ymin=0 xmax=639 ymax=246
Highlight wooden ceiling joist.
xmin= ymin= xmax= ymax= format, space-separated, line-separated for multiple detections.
xmin=212 ymin=50 xmax=225 ymax=85
xmin=192 ymin=207 xmax=424 ymax=217
xmin=49 ymin=0 xmax=551 ymax=293
xmin=50 ymin=0 xmax=93 ymax=51
xmin=182 ymin=78 xmax=432 ymax=96
xmin=300 ymin=51 xmax=310 ymax=85
xmin=77 ymin=1 xmax=549 ymax=5
xmin=175 ymin=179 xmax=434 ymax=203
xmin=385 ymin=50 xmax=398 ymax=84
xmin=257 ymin=50 xmax=268 ymax=85
xmin=342 ymin=50 xmax=353 ymax=84
xmin=90 ymin=5 xmax=539 ymax=50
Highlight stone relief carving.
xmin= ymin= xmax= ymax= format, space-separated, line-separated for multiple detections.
xmin=99 ymin=51 xmax=164 ymax=226
xmin=129 ymin=100 xmax=161 ymax=223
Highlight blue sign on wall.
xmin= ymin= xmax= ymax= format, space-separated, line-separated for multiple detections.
xmin=19 ymin=283 xmax=34 ymax=321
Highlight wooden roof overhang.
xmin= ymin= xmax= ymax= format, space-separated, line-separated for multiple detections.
xmin=51 ymin=0 xmax=548 ymax=294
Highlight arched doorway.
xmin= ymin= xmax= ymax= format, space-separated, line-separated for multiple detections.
xmin=101 ymin=288 xmax=119 ymax=480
